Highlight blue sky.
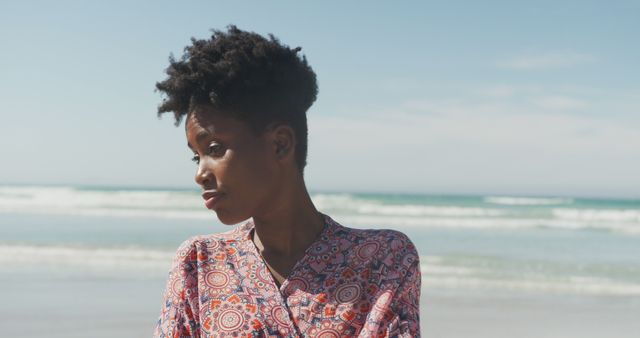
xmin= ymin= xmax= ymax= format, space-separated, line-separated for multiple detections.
xmin=1 ymin=0 xmax=638 ymax=198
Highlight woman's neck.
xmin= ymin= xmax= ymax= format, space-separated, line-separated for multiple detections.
xmin=251 ymin=179 xmax=324 ymax=257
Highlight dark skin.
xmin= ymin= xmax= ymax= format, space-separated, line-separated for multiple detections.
xmin=185 ymin=106 xmax=325 ymax=287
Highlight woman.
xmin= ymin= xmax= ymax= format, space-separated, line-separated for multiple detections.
xmin=154 ymin=25 xmax=421 ymax=337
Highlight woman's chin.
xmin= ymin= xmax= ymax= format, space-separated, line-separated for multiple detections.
xmin=214 ymin=209 xmax=250 ymax=226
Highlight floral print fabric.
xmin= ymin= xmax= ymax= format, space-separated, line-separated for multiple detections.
xmin=154 ymin=213 xmax=421 ymax=337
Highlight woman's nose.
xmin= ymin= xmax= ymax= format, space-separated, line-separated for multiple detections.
xmin=195 ymin=162 xmax=214 ymax=188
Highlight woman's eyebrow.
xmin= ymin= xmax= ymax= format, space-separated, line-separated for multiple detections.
xmin=188 ymin=129 xmax=228 ymax=150
xmin=187 ymin=131 xmax=212 ymax=150
xmin=196 ymin=130 xmax=212 ymax=143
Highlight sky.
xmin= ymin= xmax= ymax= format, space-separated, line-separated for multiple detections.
xmin=1 ymin=0 xmax=639 ymax=198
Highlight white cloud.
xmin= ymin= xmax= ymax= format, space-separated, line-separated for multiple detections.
xmin=477 ymin=85 xmax=517 ymax=98
xmin=532 ymin=96 xmax=588 ymax=110
xmin=500 ymin=51 xmax=596 ymax=70
xmin=306 ymin=88 xmax=640 ymax=197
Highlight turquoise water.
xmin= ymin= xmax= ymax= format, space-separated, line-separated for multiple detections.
xmin=1 ymin=185 xmax=639 ymax=296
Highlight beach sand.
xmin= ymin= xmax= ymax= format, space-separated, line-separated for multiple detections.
xmin=421 ymin=289 xmax=640 ymax=338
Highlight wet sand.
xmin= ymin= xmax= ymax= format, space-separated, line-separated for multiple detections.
xmin=421 ymin=288 xmax=640 ymax=338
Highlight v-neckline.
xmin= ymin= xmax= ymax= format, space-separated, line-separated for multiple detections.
xmin=244 ymin=213 xmax=330 ymax=294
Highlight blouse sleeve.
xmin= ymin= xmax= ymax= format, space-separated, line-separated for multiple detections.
xmin=388 ymin=240 xmax=422 ymax=337
xmin=154 ymin=238 xmax=201 ymax=338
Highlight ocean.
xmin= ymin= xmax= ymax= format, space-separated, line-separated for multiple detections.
xmin=1 ymin=185 xmax=639 ymax=337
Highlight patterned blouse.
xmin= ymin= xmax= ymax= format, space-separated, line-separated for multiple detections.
xmin=154 ymin=213 xmax=421 ymax=337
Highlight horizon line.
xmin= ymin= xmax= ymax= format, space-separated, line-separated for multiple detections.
xmin=0 ymin=182 xmax=638 ymax=201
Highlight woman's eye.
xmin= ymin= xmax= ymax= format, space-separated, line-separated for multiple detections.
xmin=190 ymin=143 xmax=224 ymax=164
xmin=209 ymin=143 xmax=225 ymax=156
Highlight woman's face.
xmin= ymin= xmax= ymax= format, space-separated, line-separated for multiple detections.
xmin=186 ymin=108 xmax=280 ymax=225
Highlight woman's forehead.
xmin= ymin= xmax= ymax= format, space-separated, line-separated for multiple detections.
xmin=185 ymin=109 xmax=257 ymax=147
xmin=186 ymin=107 xmax=247 ymax=133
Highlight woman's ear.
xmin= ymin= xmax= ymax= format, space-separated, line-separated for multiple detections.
xmin=269 ymin=123 xmax=296 ymax=160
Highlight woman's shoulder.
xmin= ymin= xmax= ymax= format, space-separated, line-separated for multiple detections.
xmin=328 ymin=216 xmax=420 ymax=265
xmin=170 ymin=220 xmax=252 ymax=264
xmin=331 ymin=218 xmax=416 ymax=250
xmin=345 ymin=226 xmax=414 ymax=244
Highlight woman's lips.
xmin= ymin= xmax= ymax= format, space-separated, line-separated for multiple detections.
xmin=202 ymin=191 xmax=224 ymax=209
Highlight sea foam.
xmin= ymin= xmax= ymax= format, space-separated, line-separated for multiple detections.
xmin=2 ymin=244 xmax=637 ymax=296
